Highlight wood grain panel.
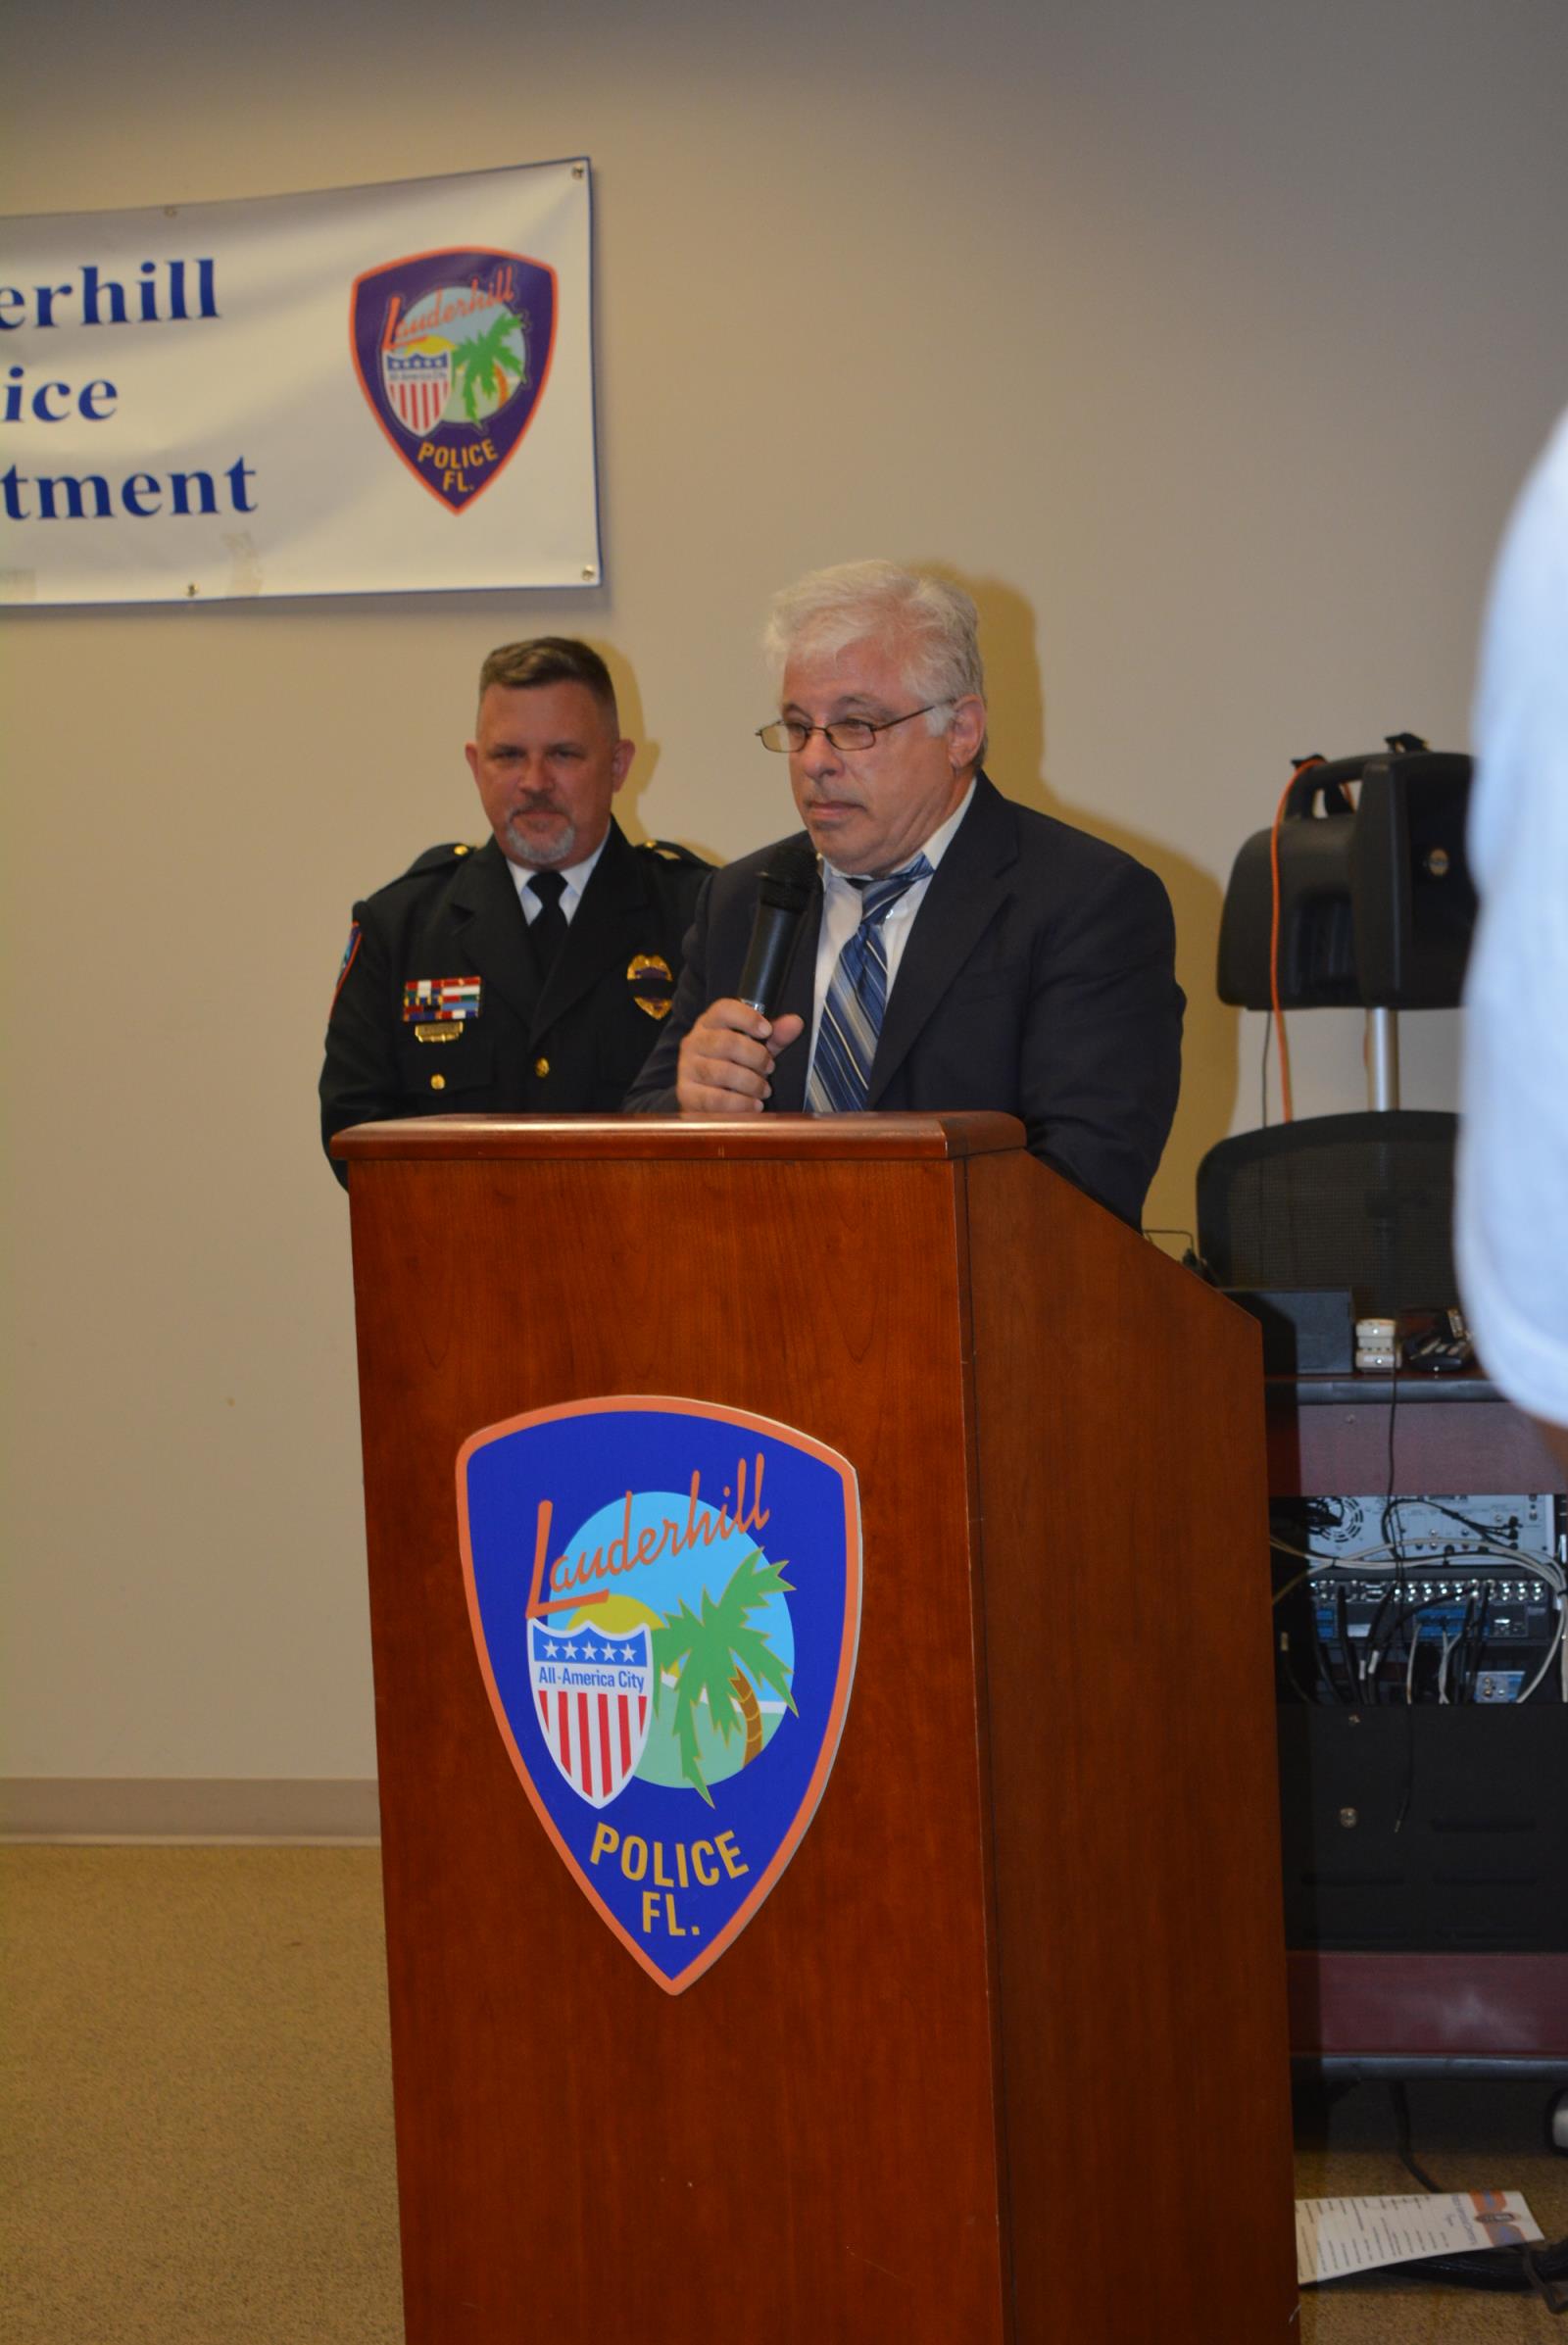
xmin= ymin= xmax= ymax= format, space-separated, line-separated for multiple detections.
xmin=334 ymin=1107 xmax=1023 ymax=1165
xmin=346 ymin=1142 xmax=1005 ymax=2344
xmin=965 ymin=1152 xmax=1298 ymax=2341
xmin=341 ymin=1119 xmax=1298 ymax=2342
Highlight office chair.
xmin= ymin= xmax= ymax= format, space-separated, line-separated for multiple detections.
xmin=1195 ymin=1109 xmax=1459 ymax=1317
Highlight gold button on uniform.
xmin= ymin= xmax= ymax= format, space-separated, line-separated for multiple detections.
xmin=430 ymin=1073 xmax=446 ymax=1091
xmin=534 ymin=1056 xmax=550 ymax=1078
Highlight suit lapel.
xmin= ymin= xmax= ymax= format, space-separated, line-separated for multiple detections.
xmin=766 ymin=858 xmax=823 ymax=1112
xmin=868 ymin=776 xmax=1017 ymax=1103
xmin=447 ymin=841 xmax=540 ymax=1028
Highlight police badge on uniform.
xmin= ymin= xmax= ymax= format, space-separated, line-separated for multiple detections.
xmin=626 ymin=953 xmax=675 ymax=1019
xmin=458 ymin=1397 xmax=861 ymax=1993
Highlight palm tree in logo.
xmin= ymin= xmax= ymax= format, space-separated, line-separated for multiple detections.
xmin=453 ymin=313 xmax=527 ymax=421
xmin=652 ymin=1550 xmax=797 ymax=1806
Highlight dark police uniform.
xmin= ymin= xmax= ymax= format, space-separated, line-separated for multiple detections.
xmin=320 ymin=822 xmax=710 ymax=1185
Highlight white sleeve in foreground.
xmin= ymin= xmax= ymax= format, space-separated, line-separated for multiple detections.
xmin=1456 ymin=407 xmax=1568 ymax=1427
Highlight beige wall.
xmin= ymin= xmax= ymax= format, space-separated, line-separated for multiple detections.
xmin=6 ymin=0 xmax=1566 ymax=1786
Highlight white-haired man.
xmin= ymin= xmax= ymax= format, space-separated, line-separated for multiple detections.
xmin=627 ymin=562 xmax=1183 ymax=1228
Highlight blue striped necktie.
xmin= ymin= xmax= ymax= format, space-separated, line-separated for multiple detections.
xmin=807 ymin=855 xmax=933 ymax=1113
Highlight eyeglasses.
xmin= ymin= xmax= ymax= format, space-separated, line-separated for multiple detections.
xmin=755 ymin=705 xmax=945 ymax=755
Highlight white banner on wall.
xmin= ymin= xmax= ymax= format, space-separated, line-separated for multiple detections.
xmin=0 ymin=160 xmax=599 ymax=607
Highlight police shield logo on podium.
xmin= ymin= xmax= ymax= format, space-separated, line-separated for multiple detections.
xmin=458 ymin=1398 xmax=861 ymax=1992
xmin=350 ymin=246 xmax=558 ymax=512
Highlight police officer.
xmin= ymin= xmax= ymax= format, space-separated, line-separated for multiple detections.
xmin=320 ymin=637 xmax=710 ymax=1183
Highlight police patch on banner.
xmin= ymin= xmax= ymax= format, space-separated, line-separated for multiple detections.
xmin=351 ymin=246 xmax=558 ymax=512
xmin=457 ymin=1398 xmax=861 ymax=1993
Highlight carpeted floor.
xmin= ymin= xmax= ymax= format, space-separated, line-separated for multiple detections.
xmin=2 ymin=1847 xmax=401 ymax=2345
xmin=1294 ymin=2073 xmax=1568 ymax=2340
xmin=3 ymin=1846 xmax=1565 ymax=2342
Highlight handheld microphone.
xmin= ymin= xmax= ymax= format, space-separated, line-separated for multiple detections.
xmin=736 ymin=838 xmax=819 ymax=1015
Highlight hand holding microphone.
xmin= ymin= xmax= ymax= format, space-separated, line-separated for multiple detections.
xmin=675 ymin=840 xmax=817 ymax=1114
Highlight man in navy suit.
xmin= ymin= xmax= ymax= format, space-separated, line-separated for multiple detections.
xmin=625 ymin=562 xmax=1183 ymax=1228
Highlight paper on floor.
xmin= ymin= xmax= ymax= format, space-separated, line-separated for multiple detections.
xmin=1297 ymin=2190 xmax=1543 ymax=2284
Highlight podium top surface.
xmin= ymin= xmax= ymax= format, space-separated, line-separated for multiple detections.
xmin=331 ymin=1110 xmax=1027 ymax=1165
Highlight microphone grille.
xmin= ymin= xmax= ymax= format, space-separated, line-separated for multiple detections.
xmin=756 ymin=835 xmax=819 ymax=914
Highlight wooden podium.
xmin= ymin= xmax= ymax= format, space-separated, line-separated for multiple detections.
xmin=335 ymin=1112 xmax=1298 ymax=2343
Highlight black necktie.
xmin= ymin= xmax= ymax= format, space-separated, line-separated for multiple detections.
xmin=526 ymin=869 xmax=569 ymax=976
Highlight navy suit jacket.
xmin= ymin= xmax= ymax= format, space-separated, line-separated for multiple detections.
xmin=625 ymin=774 xmax=1183 ymax=1227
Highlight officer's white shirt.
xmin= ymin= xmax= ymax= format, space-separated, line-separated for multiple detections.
xmin=507 ymin=829 xmax=611 ymax=926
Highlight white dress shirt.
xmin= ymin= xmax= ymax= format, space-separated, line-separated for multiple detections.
xmin=807 ymin=780 xmax=976 ymax=1062
xmin=508 ymin=829 xmax=611 ymax=926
